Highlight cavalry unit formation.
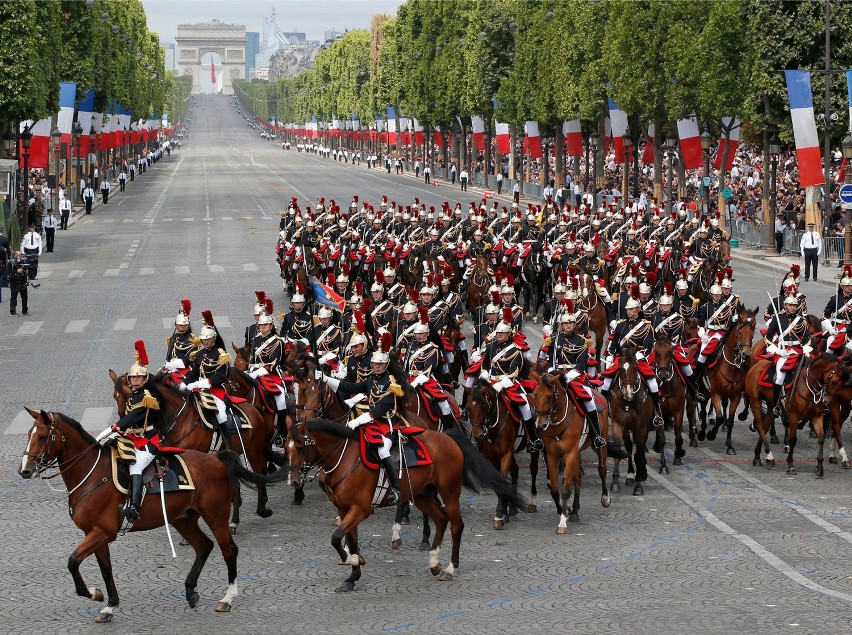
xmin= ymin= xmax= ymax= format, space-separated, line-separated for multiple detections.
xmin=17 ymin=106 xmax=852 ymax=626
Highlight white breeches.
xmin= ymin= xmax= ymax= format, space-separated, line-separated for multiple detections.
xmin=518 ymin=396 xmax=532 ymax=420
xmin=437 ymin=399 xmax=452 ymax=415
xmin=273 ymin=391 xmax=288 ymax=410
xmin=445 ymin=351 xmax=455 ymax=363
xmin=130 ymin=447 xmax=156 ymax=476
xmin=211 ymin=394 xmax=227 ymax=423
xmin=697 ymin=334 xmax=723 ymax=362
xmin=774 ymin=358 xmax=787 ymax=386
xmin=464 ymin=375 xmax=476 ymax=389
xmin=458 ymin=340 xmax=467 ymax=351
xmin=680 ymin=364 xmax=693 ymax=377
xmin=377 ymin=435 xmax=392 ymax=460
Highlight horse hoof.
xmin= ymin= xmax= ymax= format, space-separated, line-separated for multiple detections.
xmin=610 ymin=482 xmax=621 ymax=493
xmin=707 ymin=430 xmax=719 ymax=442
xmin=215 ymin=602 xmax=232 ymax=612
xmin=95 ymin=612 xmax=113 ymax=623
xmin=335 ymin=581 xmax=355 ymax=593
xmin=633 ymin=486 xmax=644 ymax=496
xmin=753 ymin=458 xmax=762 ymax=467
xmin=438 ymin=570 xmax=454 ymax=582
xmin=739 ymin=412 xmax=749 ymax=422
xmin=828 ymin=456 xmax=838 ymax=464
xmin=90 ymin=588 xmax=104 ymax=602
xmin=673 ymin=457 xmax=683 ymax=466
xmin=527 ymin=503 xmax=538 ymax=513
xmin=770 ymin=435 xmax=779 ymax=445
xmin=765 ymin=459 xmax=775 ymax=467
xmin=229 ymin=524 xmax=238 ymax=536
xmin=843 ymin=460 xmax=851 ymax=469
xmin=659 ymin=465 xmax=670 ymax=475
xmin=814 ymin=466 xmax=824 ymax=478
xmin=533 ymin=317 xmax=538 ymax=324
xmin=625 ymin=477 xmax=635 ymax=487
xmin=180 ymin=538 xmax=190 ymax=546
xmin=508 ymin=505 xmax=518 ymax=517
xmin=419 ymin=541 xmax=430 ymax=552
xmin=292 ymin=489 xmax=305 ymax=505
xmin=187 ymin=592 xmax=200 ymax=608
xmin=601 ymin=495 xmax=611 ymax=508
xmin=333 ymin=515 xmax=341 ymax=526
xmin=568 ymin=513 xmax=580 ymax=522
xmin=556 ymin=526 xmax=568 ymax=535
xmin=786 ymin=467 xmax=797 ymax=476
xmin=783 ymin=445 xmax=790 ymax=454
xmin=726 ymin=447 xmax=737 ymax=456
xmin=749 ymin=423 xmax=756 ymax=432
xmin=492 ymin=518 xmax=505 ymax=530
xmin=429 ymin=563 xmax=443 ymax=576
xmin=257 ymin=508 xmax=273 ymax=519
xmin=400 ymin=515 xmax=411 ymax=527
xmin=391 ymin=539 xmax=401 ymax=551
xmin=697 ymin=430 xmax=706 ymax=442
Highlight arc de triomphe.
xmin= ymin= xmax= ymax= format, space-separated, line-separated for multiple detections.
xmin=176 ymin=20 xmax=246 ymax=95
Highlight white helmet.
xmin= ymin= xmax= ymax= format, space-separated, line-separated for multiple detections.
xmin=559 ymin=311 xmax=577 ymax=323
xmin=383 ymin=267 xmax=396 ymax=280
xmin=675 ymin=279 xmax=689 ymax=291
xmin=198 ymin=324 xmax=217 ymax=340
xmin=720 ymin=277 xmax=732 ymax=289
xmin=370 ymin=280 xmax=384 ymax=293
xmin=639 ymin=282 xmax=652 ymax=295
xmin=495 ymin=321 xmax=513 ymax=333
xmin=659 ymin=293 xmax=674 ymax=306
xmin=583 ymin=242 xmax=594 ymax=252
xmin=500 ymin=283 xmax=514 ymax=295
xmin=413 ymin=321 xmax=429 ymax=334
xmin=318 ymin=307 xmax=332 ymax=319
xmin=625 ymin=297 xmax=641 ymax=310
xmin=175 ymin=299 xmax=191 ymax=326
xmin=485 ymin=302 xmax=500 ymax=315
xmin=553 ymin=283 xmax=567 ymax=294
xmin=783 ymin=294 xmax=799 ymax=306
xmin=370 ymin=349 xmax=389 ymax=363
xmin=402 ymin=301 xmax=418 ymax=315
xmin=709 ymin=284 xmax=722 ymax=295
xmin=350 ymin=331 xmax=368 ymax=347
xmin=128 ymin=341 xmax=149 ymax=378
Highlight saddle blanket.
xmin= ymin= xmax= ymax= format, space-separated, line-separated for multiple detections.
xmin=757 ymin=363 xmax=794 ymax=391
xmin=360 ymin=428 xmax=433 ymax=471
xmin=111 ymin=446 xmax=195 ymax=496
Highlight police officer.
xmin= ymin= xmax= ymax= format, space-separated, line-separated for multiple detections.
xmin=7 ymin=250 xmax=29 ymax=316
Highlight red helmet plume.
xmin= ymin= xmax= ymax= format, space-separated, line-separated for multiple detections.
xmin=355 ymin=281 xmax=363 ymax=296
xmin=380 ymin=331 xmax=393 ymax=354
xmin=646 ymin=271 xmax=658 ymax=287
xmin=790 ymin=264 xmax=800 ymax=277
xmin=354 ymin=310 xmax=365 ymax=334
xmin=327 ymin=273 xmax=336 ymax=286
xmin=134 ymin=340 xmax=149 ymax=367
xmin=664 ymin=281 xmax=673 ymax=296
xmin=409 ymin=289 xmax=420 ymax=303
xmin=295 ymin=281 xmax=305 ymax=295
xmin=255 ymin=290 xmax=266 ymax=304
xmin=506 ymin=274 xmax=515 ymax=287
xmin=565 ymin=299 xmax=575 ymax=314
xmin=501 ymin=306 xmax=513 ymax=324
xmin=201 ymin=310 xmax=215 ymax=327
xmin=342 ymin=262 xmax=350 ymax=276
xmin=490 ymin=290 xmax=500 ymax=305
xmin=418 ymin=306 xmax=428 ymax=324
xmin=265 ymin=298 xmax=274 ymax=315
xmin=630 ymin=284 xmax=641 ymax=300
xmin=375 ymin=270 xmax=385 ymax=284
xmin=716 ymin=271 xmax=725 ymax=285
xmin=181 ymin=299 xmax=192 ymax=316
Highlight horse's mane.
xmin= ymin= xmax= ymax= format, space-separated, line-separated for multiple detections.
xmin=470 ymin=378 xmax=494 ymax=409
xmin=307 ymin=418 xmax=356 ymax=439
xmin=813 ymin=352 xmax=850 ymax=381
xmin=57 ymin=412 xmax=96 ymax=444
xmin=234 ymin=367 xmax=258 ymax=389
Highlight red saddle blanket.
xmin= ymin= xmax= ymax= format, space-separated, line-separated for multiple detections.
xmin=757 ymin=364 xmax=794 ymax=391
xmin=359 ymin=428 xmax=433 ymax=471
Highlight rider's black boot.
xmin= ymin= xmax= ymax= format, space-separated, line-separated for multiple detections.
xmin=586 ymin=409 xmax=606 ymax=449
xmin=772 ymin=383 xmax=783 ymax=416
xmin=650 ymin=392 xmax=664 ymax=428
xmin=523 ymin=417 xmax=543 ymax=452
xmin=380 ymin=456 xmax=401 ymax=505
xmin=692 ymin=361 xmax=707 ymax=402
xmin=124 ymin=474 xmax=144 ymax=523
xmin=440 ymin=413 xmax=457 ymax=430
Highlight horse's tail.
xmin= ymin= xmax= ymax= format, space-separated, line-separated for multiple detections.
xmin=263 ymin=442 xmax=288 ymax=466
xmin=444 ymin=427 xmax=528 ymax=511
xmin=217 ymin=450 xmax=290 ymax=488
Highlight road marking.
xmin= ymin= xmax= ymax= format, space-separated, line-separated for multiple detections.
xmin=242 ymin=263 xmax=258 ymax=271
xmin=64 ymin=320 xmax=90 ymax=333
xmin=222 ymin=216 xmax=233 ymax=220
xmin=68 ymin=270 xmax=85 ymax=278
xmin=102 ymin=219 xmax=115 ymax=223
xmin=215 ymin=316 xmax=232 ymax=328
xmin=6 ymin=410 xmax=35 ymax=435
xmin=208 ymin=264 xmax=224 ymax=273
xmin=139 ymin=267 xmax=155 ymax=275
xmin=103 ymin=269 xmax=120 ymax=276
xmin=80 ymin=407 xmax=115 ymax=432
xmin=37 ymin=271 xmax=52 ymax=279
xmin=15 ymin=321 xmax=43 ymax=336
xmin=113 ymin=318 xmax=136 ymax=331
xmin=649 ymin=469 xmax=852 ymax=603
xmin=183 ymin=217 xmax=194 ymax=222
xmin=175 ymin=265 xmax=190 ymax=274
xmin=122 ymin=218 xmax=133 ymax=223
xmin=119 ymin=263 xmax=129 ymax=269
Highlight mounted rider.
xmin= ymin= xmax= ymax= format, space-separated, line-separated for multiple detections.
xmin=314 ymin=306 xmax=343 ymax=369
xmin=691 ymin=274 xmax=738 ymax=401
xmin=651 ymin=282 xmax=699 ymax=397
xmin=821 ymin=265 xmax=852 ymax=356
xmin=247 ymin=298 xmax=291 ymax=437
xmin=95 ymin=341 xmax=165 ymax=524
xmin=179 ymin=310 xmax=232 ymax=429
xmin=764 ymin=286 xmax=813 ymax=416
xmin=281 ymin=282 xmax=313 ymax=344
xmin=244 ymin=290 xmax=267 ymax=353
xmin=546 ymin=300 xmax=606 ymax=449
xmin=406 ymin=307 xmax=457 ymax=429
xmin=164 ymin=299 xmax=200 ymax=381
xmin=318 ymin=333 xmax=405 ymax=504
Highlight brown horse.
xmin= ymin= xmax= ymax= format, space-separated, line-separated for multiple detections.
xmin=17 ymin=409 xmax=279 ymax=622
xmin=826 ymin=379 xmax=852 ymax=469
xmin=745 ymin=353 xmax=846 ymax=472
xmin=286 ymin=418 xmax=526 ymax=592
xmin=652 ymin=335 xmax=688 ymax=472
xmin=468 ymin=378 xmax=540 ymax=529
xmin=466 ymin=253 xmax=492 ymax=311
xmin=532 ymin=372 xmax=626 ymax=532
xmin=608 ymin=346 xmax=654 ymax=496
xmin=109 ymin=371 xmax=274 ymax=529
xmin=443 ymin=313 xmax=469 ymax=388
xmin=576 ymin=273 xmax=607 ymax=351
xmin=694 ymin=308 xmax=757 ymax=455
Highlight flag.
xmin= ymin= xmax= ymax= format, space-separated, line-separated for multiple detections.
xmin=525 ymin=121 xmax=541 ymax=159
xmin=604 ymin=117 xmax=612 ymax=153
xmin=847 ymin=69 xmax=852 ymax=132
xmin=641 ymin=122 xmax=655 ymax=164
xmin=677 ymin=116 xmax=704 ymax=170
xmin=839 ymin=158 xmax=848 ymax=183
xmin=20 ymin=118 xmax=51 ymax=169
xmin=714 ymin=117 xmax=741 ymax=170
xmin=310 ymin=276 xmax=345 ymax=312
xmin=76 ymin=89 xmax=95 ymax=157
xmin=386 ymin=106 xmax=397 ymax=146
xmin=211 ymin=61 xmax=216 ymax=84
xmin=413 ymin=119 xmax=424 ymax=145
xmin=495 ymin=121 xmax=510 ymax=154
xmin=563 ymin=120 xmax=582 ymax=158
xmin=471 ymin=116 xmax=486 ymax=151
xmin=433 ymin=125 xmax=444 ymax=147
xmin=608 ymin=97 xmax=629 ymax=164
xmin=785 ymin=70 xmax=823 ymax=187
xmin=57 ymin=82 xmax=77 ymax=149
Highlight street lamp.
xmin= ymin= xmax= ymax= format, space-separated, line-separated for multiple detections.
xmin=700 ymin=129 xmax=712 ymax=219
xmin=20 ymin=125 xmax=33 ymax=233
xmin=2 ymin=123 xmax=15 ymax=158
xmin=590 ymin=129 xmax=600 ymax=208
xmin=622 ymin=133 xmax=632 ymax=205
xmin=665 ymin=130 xmax=677 ymax=215
xmin=841 ymin=131 xmax=852 ymax=265
xmin=766 ymin=134 xmax=781 ymax=255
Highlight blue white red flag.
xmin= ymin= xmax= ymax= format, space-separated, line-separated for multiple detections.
xmin=310 ymin=276 xmax=345 ymax=312
xmin=785 ymin=70 xmax=823 ymax=187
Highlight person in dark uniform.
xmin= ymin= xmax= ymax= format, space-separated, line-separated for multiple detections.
xmin=244 ymin=290 xmax=267 ymax=354
xmin=280 ymin=282 xmax=313 ymax=343
xmin=95 ymin=341 xmax=164 ymax=525
xmin=547 ymin=303 xmax=605 ymax=448
xmin=764 ymin=291 xmax=812 ymax=415
xmin=314 ymin=307 xmax=343 ymax=369
xmin=7 ymin=250 xmax=29 ymax=316
xmin=405 ymin=309 xmax=457 ymax=429
xmin=691 ymin=282 xmax=735 ymax=401
xmin=164 ymin=299 xmax=200 ymax=381
xmin=651 ymin=283 xmax=699 ymax=396
xmin=180 ymin=311 xmax=232 ymax=428
xmin=318 ymin=333 xmax=405 ymax=503
xmin=247 ymin=299 xmax=290 ymax=437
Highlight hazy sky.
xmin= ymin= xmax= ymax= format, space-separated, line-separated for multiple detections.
xmin=141 ymin=0 xmax=405 ymax=44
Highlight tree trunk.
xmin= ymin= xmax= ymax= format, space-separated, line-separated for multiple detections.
xmin=554 ymin=125 xmax=564 ymax=188
xmin=653 ymin=123 xmax=663 ymax=203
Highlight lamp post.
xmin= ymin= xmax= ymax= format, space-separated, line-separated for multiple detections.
xmin=764 ymin=134 xmax=781 ymax=256
xmin=590 ymin=130 xmax=599 ymax=208
xmin=842 ymin=131 xmax=852 ymax=265
xmin=73 ymin=121 xmax=83 ymax=205
xmin=665 ymin=131 xmax=677 ymax=215
xmin=20 ymin=125 xmax=33 ymax=233
xmin=701 ymin=129 xmax=712 ymax=222
xmin=622 ymin=133 xmax=632 ymax=206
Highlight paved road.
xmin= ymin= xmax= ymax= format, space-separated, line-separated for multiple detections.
xmin=2 ymin=94 xmax=850 ymax=634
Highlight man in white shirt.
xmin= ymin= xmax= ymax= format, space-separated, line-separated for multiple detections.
xmin=59 ymin=196 xmax=72 ymax=230
xmin=800 ymin=222 xmax=822 ymax=281
xmin=100 ymin=177 xmax=111 ymax=203
xmin=42 ymin=210 xmax=57 ymax=252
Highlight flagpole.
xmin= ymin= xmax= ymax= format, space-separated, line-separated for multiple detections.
xmin=303 ymin=245 xmax=319 ymax=356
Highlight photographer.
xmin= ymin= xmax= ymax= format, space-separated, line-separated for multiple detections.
xmin=20 ymin=223 xmax=41 ymax=279
xmin=7 ymin=251 xmax=29 ymax=316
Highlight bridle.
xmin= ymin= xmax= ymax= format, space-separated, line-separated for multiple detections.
xmin=654 ymin=346 xmax=675 ymax=382
xmin=22 ymin=413 xmax=102 ymax=495
xmin=615 ymin=360 xmax=643 ymax=403
xmin=469 ymin=382 xmax=502 ymax=444
xmin=721 ymin=319 xmax=755 ymax=370
xmin=534 ymin=376 xmax=569 ymax=431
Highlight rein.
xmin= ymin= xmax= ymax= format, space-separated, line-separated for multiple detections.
xmin=535 ymin=379 xmax=570 ymax=432
xmin=26 ymin=413 xmax=104 ymax=496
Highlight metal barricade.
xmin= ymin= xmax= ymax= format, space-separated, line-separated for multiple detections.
xmin=823 ymin=236 xmax=844 ymax=265
xmin=729 ymin=220 xmax=764 ymax=248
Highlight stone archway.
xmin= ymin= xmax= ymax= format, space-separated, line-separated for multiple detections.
xmin=176 ymin=20 xmax=246 ymax=95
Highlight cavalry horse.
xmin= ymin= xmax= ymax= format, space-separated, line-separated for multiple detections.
xmin=576 ymin=272 xmax=608 ymax=351
xmin=532 ymin=372 xmax=627 ymax=533
xmin=109 ymin=371 xmax=274 ymax=530
xmin=467 ymin=378 xmax=540 ymax=529
xmin=745 ymin=353 xmax=848 ymax=475
xmin=466 ymin=253 xmax=492 ymax=311
xmin=607 ymin=346 xmax=655 ymax=495
xmin=693 ymin=308 xmax=757 ymax=455
xmin=522 ymin=248 xmax=548 ymax=322
xmin=442 ymin=313 xmax=469 ymax=388
xmin=17 ymin=409 xmax=283 ymax=622
xmin=651 ymin=334 xmax=689 ymax=472
xmin=286 ymin=417 xmax=526 ymax=592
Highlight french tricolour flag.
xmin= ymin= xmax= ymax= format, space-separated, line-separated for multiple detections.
xmin=608 ymin=98 xmax=628 ymax=164
xmin=495 ymin=122 xmax=510 ymax=154
xmin=471 ymin=116 xmax=486 ymax=151
xmin=785 ymin=70 xmax=823 ymax=187
xmin=413 ymin=119 xmax=424 ymax=146
xmin=525 ymin=121 xmax=542 ymax=159
xmin=386 ymin=106 xmax=397 ymax=146
xmin=641 ymin=122 xmax=655 ymax=165
xmin=713 ymin=117 xmax=740 ymax=170
xmin=57 ymin=82 xmax=77 ymax=148
xmin=676 ymin=116 xmax=704 ymax=170
xmin=76 ymin=89 xmax=95 ymax=158
xmin=563 ymin=120 xmax=582 ymax=158
xmin=433 ymin=125 xmax=444 ymax=148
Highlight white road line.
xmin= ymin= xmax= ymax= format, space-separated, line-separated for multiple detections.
xmin=113 ymin=318 xmax=136 ymax=331
xmin=68 ymin=270 xmax=85 ymax=278
xmin=649 ymin=470 xmax=852 ymax=603
xmin=37 ymin=271 xmax=52 ymax=279
xmin=221 ymin=216 xmax=233 ymax=220
xmin=122 ymin=218 xmax=133 ymax=223
xmin=80 ymin=407 xmax=115 ymax=432
xmin=64 ymin=320 xmax=90 ymax=333
xmin=103 ymin=269 xmax=120 ymax=276
xmin=242 ymin=263 xmax=258 ymax=271
xmin=183 ymin=217 xmax=194 ymax=222
xmin=6 ymin=410 xmax=34 ymax=435
xmin=208 ymin=264 xmax=224 ymax=273
xmin=139 ymin=267 xmax=155 ymax=275
xmin=119 ymin=263 xmax=129 ymax=269
xmin=15 ymin=321 xmax=42 ymax=336
xmin=175 ymin=265 xmax=190 ymax=274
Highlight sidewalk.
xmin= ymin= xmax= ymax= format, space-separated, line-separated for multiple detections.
xmin=731 ymin=244 xmax=846 ymax=290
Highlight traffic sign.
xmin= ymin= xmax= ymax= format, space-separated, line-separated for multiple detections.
xmin=722 ymin=187 xmax=733 ymax=199
xmin=702 ymin=176 xmax=712 ymax=187
xmin=839 ymin=183 xmax=852 ymax=204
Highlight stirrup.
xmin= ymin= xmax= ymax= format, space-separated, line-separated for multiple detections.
xmin=592 ymin=436 xmax=606 ymax=449
xmin=526 ymin=439 xmax=543 ymax=453
xmin=122 ymin=503 xmax=140 ymax=523
xmin=652 ymin=413 xmax=664 ymax=428
xmin=695 ymin=390 xmax=707 ymax=403
xmin=386 ymin=488 xmax=400 ymax=506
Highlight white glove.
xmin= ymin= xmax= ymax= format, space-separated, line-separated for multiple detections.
xmin=318 ymin=352 xmax=336 ymax=364
xmin=184 ymin=381 xmax=198 ymax=391
xmin=542 ymin=324 xmax=552 ymax=338
xmin=314 ymin=369 xmax=323 ymax=380
xmin=197 ymin=378 xmax=211 ymax=389
xmin=492 ymin=379 xmax=504 ymax=393
xmin=480 ymin=370 xmax=491 ymax=381
xmin=636 ymin=351 xmax=645 ymax=361
xmin=469 ymin=349 xmax=481 ymax=364
xmin=349 ymin=393 xmax=367 ymax=405
xmin=348 ymin=412 xmax=372 ymax=428
xmin=164 ymin=359 xmax=183 ymax=372
xmin=565 ymin=369 xmax=580 ymax=382
xmin=333 ymin=366 xmax=347 ymax=380
xmin=438 ymin=255 xmax=445 ymax=262
xmin=698 ymin=327 xmax=706 ymax=339
xmin=499 ymin=375 xmax=514 ymax=390
xmin=764 ymin=344 xmax=779 ymax=356
xmin=411 ymin=374 xmax=428 ymax=388
xmin=249 ymin=367 xmax=268 ymax=378
xmin=95 ymin=426 xmax=118 ymax=445
xmin=311 ymin=248 xmax=317 ymax=254
xmin=828 ymin=327 xmax=838 ymax=336
xmin=178 ymin=382 xmax=190 ymax=394
xmin=605 ymin=355 xmax=614 ymax=368
xmin=609 ymin=320 xmax=617 ymax=331
xmin=802 ymin=345 xmax=813 ymax=355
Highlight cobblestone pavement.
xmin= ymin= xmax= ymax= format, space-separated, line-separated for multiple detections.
xmin=1 ymin=95 xmax=850 ymax=634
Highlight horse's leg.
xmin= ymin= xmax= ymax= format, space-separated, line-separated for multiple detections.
xmin=697 ymin=399 xmax=709 ymax=441
xmin=508 ymin=456 xmax=520 ymax=516
xmin=171 ymin=511 xmax=214 ymax=609
xmin=625 ymin=432 xmax=635 ymax=487
xmin=597 ymin=445 xmax=611 ymax=507
xmin=332 ymin=507 xmax=369 ymax=592
xmin=633 ymin=428 xmax=649 ymax=496
xmin=673 ymin=402 xmax=686 ymax=465
xmin=654 ymin=424 xmax=669 ymax=475
xmin=230 ymin=481 xmax=242 ymax=533
xmin=785 ymin=413 xmax=799 ymax=476
xmin=528 ymin=448 xmax=539 ymax=512
xmin=68 ymin=527 xmax=113 ymax=616
xmin=92 ymin=545 xmax=119 ymax=623
xmin=830 ymin=406 xmax=851 ymax=468
xmin=707 ymin=393 xmax=725 ymax=441
xmin=545 ymin=450 xmax=564 ymax=517
xmin=420 ymin=510 xmax=432 ymax=552
xmin=240 ymin=425 xmax=273 ymax=519
xmin=391 ymin=502 xmax=406 ymax=550
xmin=738 ymin=394 xmax=751 ymax=421
xmin=813 ymin=415 xmax=826 ymax=478
xmin=414 ymin=490 xmax=451 ymax=578
xmin=686 ymin=397 xmax=699 ymax=447
xmin=566 ymin=450 xmax=582 ymax=523
xmin=493 ymin=451 xmax=513 ymax=529
xmin=610 ymin=456 xmax=622 ymax=493
xmin=725 ymin=393 xmax=740 ymax=456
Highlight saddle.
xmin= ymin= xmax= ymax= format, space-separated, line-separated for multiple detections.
xmin=359 ymin=427 xmax=433 ymax=471
xmin=757 ymin=363 xmax=795 ymax=391
xmin=192 ymin=393 xmax=252 ymax=433
xmin=110 ymin=444 xmax=195 ymax=496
